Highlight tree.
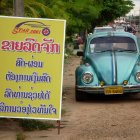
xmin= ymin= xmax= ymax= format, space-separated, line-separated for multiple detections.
xmin=46 ymin=0 xmax=102 ymax=36
xmin=65 ymin=0 xmax=102 ymax=35
xmin=24 ymin=0 xmax=54 ymax=18
xmin=0 ymin=0 xmax=54 ymax=18
xmin=0 ymin=0 xmax=13 ymax=15
xmin=46 ymin=0 xmax=134 ymax=36
xmin=0 ymin=0 xmax=135 ymax=36
xmin=92 ymin=0 xmax=134 ymax=28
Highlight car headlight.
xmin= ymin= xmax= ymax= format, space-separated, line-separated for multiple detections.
xmin=136 ymin=72 xmax=140 ymax=82
xmin=82 ymin=72 xmax=93 ymax=84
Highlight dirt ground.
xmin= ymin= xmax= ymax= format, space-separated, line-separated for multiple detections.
xmin=0 ymin=55 xmax=140 ymax=140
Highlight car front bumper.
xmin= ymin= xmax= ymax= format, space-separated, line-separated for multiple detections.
xmin=76 ymin=85 xmax=140 ymax=94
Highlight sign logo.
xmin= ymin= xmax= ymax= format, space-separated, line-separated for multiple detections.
xmin=12 ymin=21 xmax=50 ymax=36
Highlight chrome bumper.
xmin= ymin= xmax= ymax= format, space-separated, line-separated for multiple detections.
xmin=76 ymin=85 xmax=140 ymax=93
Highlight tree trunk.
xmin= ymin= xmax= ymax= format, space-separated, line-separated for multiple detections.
xmin=13 ymin=0 xmax=24 ymax=17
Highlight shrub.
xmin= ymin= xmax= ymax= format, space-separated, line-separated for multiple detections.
xmin=18 ymin=119 xmax=55 ymax=131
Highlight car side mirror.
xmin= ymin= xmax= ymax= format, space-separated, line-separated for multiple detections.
xmin=77 ymin=51 xmax=83 ymax=56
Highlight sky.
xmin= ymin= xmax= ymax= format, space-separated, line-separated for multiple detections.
xmin=129 ymin=0 xmax=140 ymax=15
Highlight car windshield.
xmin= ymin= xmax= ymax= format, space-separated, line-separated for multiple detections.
xmin=90 ymin=36 xmax=137 ymax=53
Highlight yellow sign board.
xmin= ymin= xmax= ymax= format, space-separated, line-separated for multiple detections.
xmin=0 ymin=16 xmax=66 ymax=120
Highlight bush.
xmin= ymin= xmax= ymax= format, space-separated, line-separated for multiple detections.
xmin=18 ymin=119 xmax=55 ymax=131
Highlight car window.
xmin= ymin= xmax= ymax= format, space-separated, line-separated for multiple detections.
xmin=90 ymin=36 xmax=137 ymax=53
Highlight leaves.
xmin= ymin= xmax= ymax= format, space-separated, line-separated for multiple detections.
xmin=24 ymin=0 xmax=54 ymax=18
xmin=94 ymin=0 xmax=134 ymax=26
xmin=0 ymin=0 xmax=135 ymax=36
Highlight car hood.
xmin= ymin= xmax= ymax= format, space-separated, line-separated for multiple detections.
xmin=88 ymin=52 xmax=138 ymax=85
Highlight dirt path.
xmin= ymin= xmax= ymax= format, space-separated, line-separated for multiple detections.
xmin=0 ymin=55 xmax=140 ymax=140
xmin=26 ymin=55 xmax=140 ymax=140
xmin=49 ymin=55 xmax=140 ymax=140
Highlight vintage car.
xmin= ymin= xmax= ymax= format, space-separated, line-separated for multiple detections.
xmin=75 ymin=31 xmax=140 ymax=101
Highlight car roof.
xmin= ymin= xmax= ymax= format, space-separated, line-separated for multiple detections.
xmin=94 ymin=26 xmax=113 ymax=29
xmin=88 ymin=31 xmax=136 ymax=39
xmin=93 ymin=26 xmax=114 ymax=33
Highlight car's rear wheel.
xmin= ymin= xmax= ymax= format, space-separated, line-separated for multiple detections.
xmin=75 ymin=89 xmax=85 ymax=101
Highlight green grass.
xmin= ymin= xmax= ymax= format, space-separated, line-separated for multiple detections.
xmin=16 ymin=132 xmax=26 ymax=140
xmin=61 ymin=108 xmax=66 ymax=116
xmin=18 ymin=119 xmax=55 ymax=131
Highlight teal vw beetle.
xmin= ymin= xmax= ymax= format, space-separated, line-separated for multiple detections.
xmin=75 ymin=31 xmax=140 ymax=101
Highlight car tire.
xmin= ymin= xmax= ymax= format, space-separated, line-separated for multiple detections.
xmin=75 ymin=89 xmax=85 ymax=101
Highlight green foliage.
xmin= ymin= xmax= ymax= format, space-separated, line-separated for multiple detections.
xmin=24 ymin=0 xmax=54 ymax=18
xmin=0 ymin=0 xmax=135 ymax=38
xmin=16 ymin=132 xmax=26 ymax=140
xmin=19 ymin=119 xmax=55 ymax=131
xmin=64 ymin=43 xmax=74 ymax=64
xmin=61 ymin=108 xmax=66 ymax=116
xmin=0 ymin=0 xmax=55 ymax=18
xmin=64 ymin=0 xmax=102 ymax=35
xmin=64 ymin=46 xmax=73 ymax=60
xmin=0 ymin=0 xmax=13 ymax=15
xmin=93 ymin=0 xmax=134 ymax=27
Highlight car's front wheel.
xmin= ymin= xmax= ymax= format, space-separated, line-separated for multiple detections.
xmin=75 ymin=88 xmax=85 ymax=101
